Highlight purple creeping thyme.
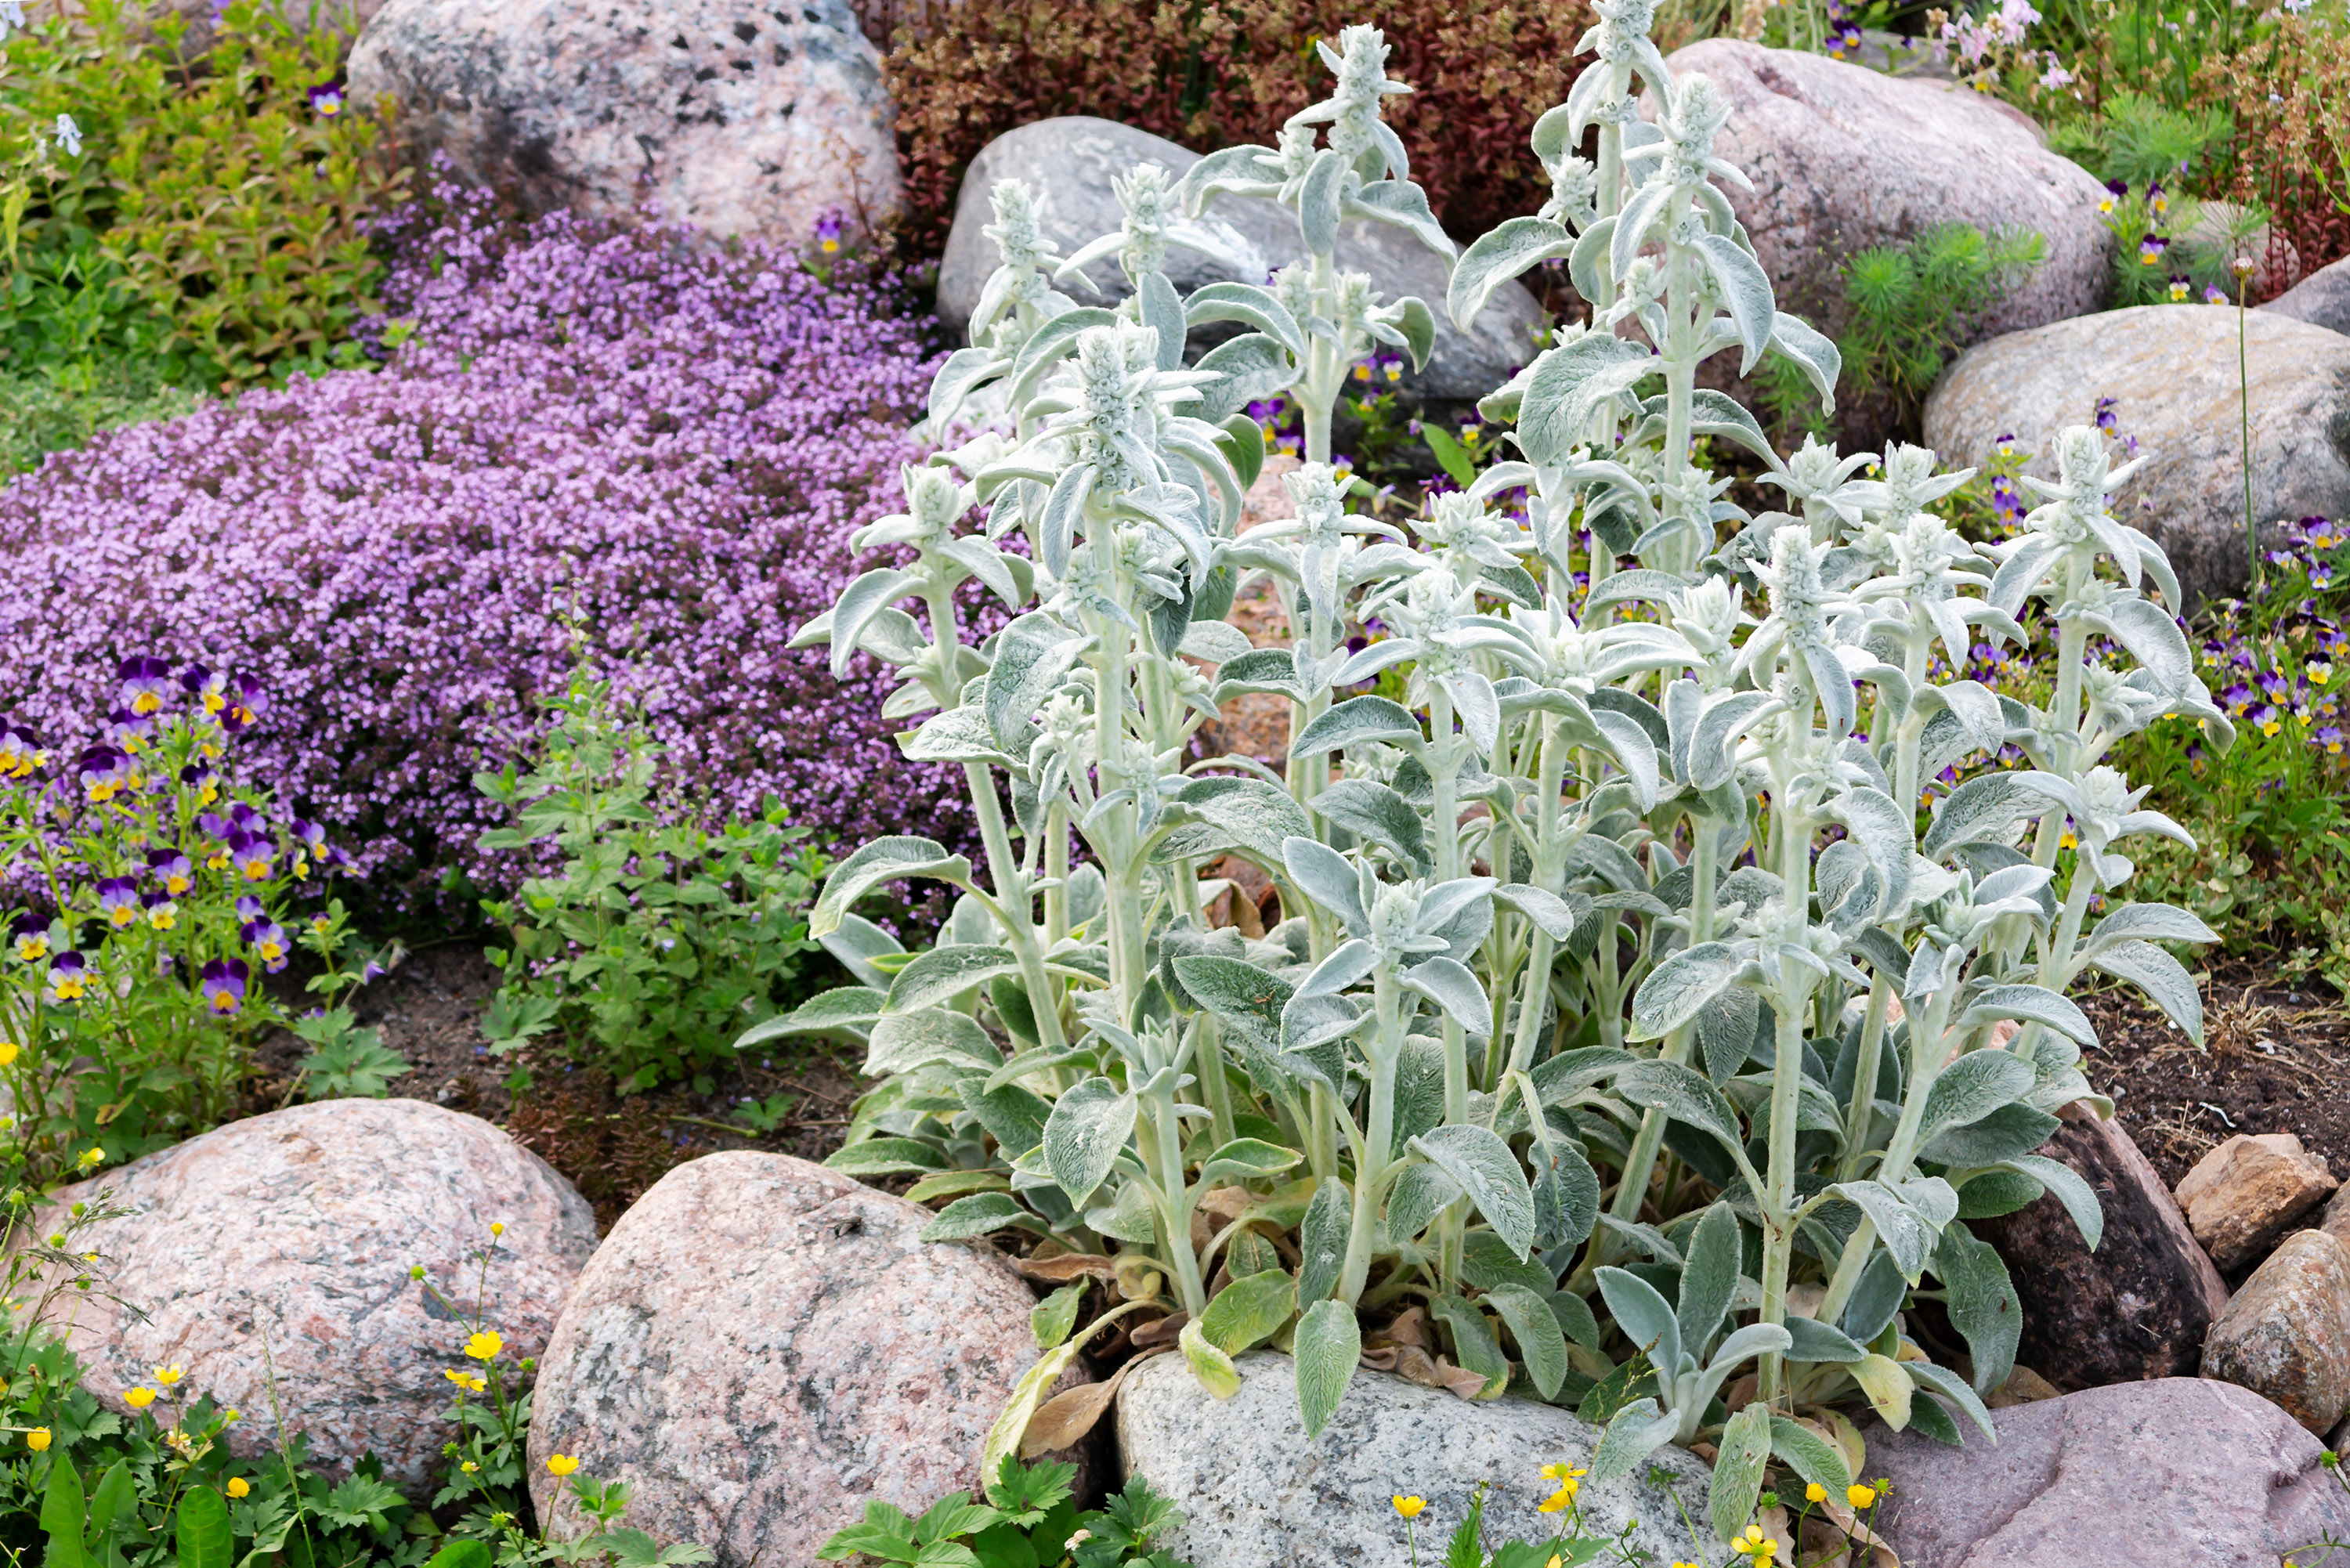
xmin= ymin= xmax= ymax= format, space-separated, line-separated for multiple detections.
xmin=0 ymin=193 xmax=978 ymax=905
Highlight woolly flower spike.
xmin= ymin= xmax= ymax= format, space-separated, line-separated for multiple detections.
xmin=984 ymin=179 xmax=1054 ymax=274
xmin=1313 ymin=23 xmax=1411 ymax=173
xmin=1113 ymin=164 xmax=1176 ymax=283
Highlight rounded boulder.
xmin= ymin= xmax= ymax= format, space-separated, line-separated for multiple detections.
xmin=526 ymin=1151 xmax=1075 ymax=1568
xmin=41 ymin=1098 xmax=599 ymax=1484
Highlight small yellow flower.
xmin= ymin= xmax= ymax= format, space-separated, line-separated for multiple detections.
xmin=1734 ymin=1524 xmax=1770 ymax=1557
xmin=465 ymin=1330 xmax=503 ymax=1362
xmin=490 ymin=1222 xmax=505 ymax=1237
xmin=1539 ymin=1463 xmax=1587 ymax=1483
xmin=1392 ymin=1496 xmax=1426 ymax=1519
xmin=27 ymin=1428 xmax=51 ymax=1451
xmin=546 ymin=1454 xmax=580 ymax=1476
xmin=1848 ymin=1483 xmax=1878 ymax=1509
xmin=153 ymin=1365 xmax=184 ymax=1386
xmin=461 ymin=1461 xmax=478 ymax=1474
xmin=76 ymin=1147 xmax=104 ymax=1170
xmin=226 ymin=1476 xmax=251 ymax=1499
xmin=0 ymin=1042 xmax=17 ymax=1066
xmin=222 ymin=1409 xmax=240 ymax=1422
xmin=444 ymin=1370 xmax=487 ymax=1393
xmin=125 ymin=1387 xmax=157 ymax=1409
xmin=1538 ymin=1487 xmax=1574 ymax=1514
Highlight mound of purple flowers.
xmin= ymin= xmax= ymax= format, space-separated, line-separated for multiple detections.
xmin=0 ymin=193 xmax=965 ymax=901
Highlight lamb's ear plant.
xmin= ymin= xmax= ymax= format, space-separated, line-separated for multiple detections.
xmin=783 ymin=7 xmax=2232 ymax=1536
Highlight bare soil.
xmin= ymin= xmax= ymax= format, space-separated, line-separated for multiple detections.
xmin=2077 ymin=959 xmax=2350 ymax=1187
xmin=248 ymin=941 xmax=861 ymax=1231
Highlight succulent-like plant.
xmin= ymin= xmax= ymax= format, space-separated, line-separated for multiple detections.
xmin=779 ymin=11 xmax=2232 ymax=1544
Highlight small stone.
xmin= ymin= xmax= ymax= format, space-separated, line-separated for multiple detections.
xmin=2263 ymin=254 xmax=2350 ymax=337
xmin=1867 ymin=1378 xmax=2350 ymax=1567
xmin=1115 ymin=1350 xmax=1710 ymax=1568
xmin=527 ymin=1151 xmax=1080 ymax=1568
xmin=38 ymin=1100 xmax=597 ymax=1484
xmin=1923 ymin=309 xmax=2350 ymax=612
xmin=348 ymin=0 xmax=897 ymax=247
xmin=935 ymin=118 xmax=1539 ymax=404
xmin=2203 ymin=1229 xmax=2350 ymax=1435
xmin=2176 ymin=1133 xmax=2339 ymax=1273
xmin=1969 ymin=1102 xmax=2229 ymax=1389
xmin=1985 ymin=1364 xmax=2062 ymax=1409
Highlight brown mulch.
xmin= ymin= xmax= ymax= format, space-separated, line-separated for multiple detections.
xmin=249 ymin=940 xmax=861 ymax=1231
xmin=2079 ymin=959 xmax=2350 ymax=1188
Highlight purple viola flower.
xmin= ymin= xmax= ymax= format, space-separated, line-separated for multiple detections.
xmin=180 ymin=663 xmax=226 ymax=714
xmin=233 ymin=894 xmax=265 ymax=921
xmin=0 ymin=724 xmax=42 ymax=779
xmin=814 ymin=214 xmax=842 ymax=255
xmin=74 ymin=744 xmax=130 ymax=804
xmin=141 ymin=890 xmax=179 ymax=932
xmin=47 ymin=951 xmax=90 ymax=1003
xmin=307 ymin=81 xmax=345 ymax=117
xmin=118 ymin=656 xmax=174 ymax=717
xmin=2136 ymin=233 xmax=2166 ymax=266
xmin=227 ymin=800 xmax=268 ymax=833
xmin=227 ymin=829 xmax=273 ymax=883
xmin=222 ymin=673 xmax=267 ymax=732
xmin=2097 ymin=179 xmax=2125 ymax=214
xmin=198 ymin=958 xmax=249 ymax=1017
xmin=179 ymin=762 xmax=219 ymax=804
xmin=242 ymin=918 xmax=291 ymax=974
xmin=196 ymin=810 xmax=230 ymax=840
xmin=10 ymin=914 xmax=50 ymax=964
xmin=144 ymin=847 xmax=194 ymax=897
xmin=2318 ymin=725 xmax=2345 ymax=755
xmin=96 ymin=876 xmax=139 ymax=930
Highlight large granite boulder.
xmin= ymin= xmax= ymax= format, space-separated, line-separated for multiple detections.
xmin=1970 ymin=1102 xmax=2228 ymax=1389
xmin=526 ymin=1152 xmax=1079 ymax=1568
xmin=349 ymin=0 xmax=898 ymax=247
xmin=1116 ymin=1351 xmax=1710 ymax=1568
xmin=2201 ymin=1229 xmax=2350 ymax=1436
xmin=1867 ymin=1378 xmax=2350 ymax=1566
xmin=935 ymin=117 xmax=1542 ymax=405
xmin=1657 ymin=42 xmax=2111 ymax=349
xmin=39 ymin=1100 xmax=598 ymax=1484
xmin=2263 ymin=254 xmax=2350 ymax=337
xmin=1924 ymin=307 xmax=2350 ymax=609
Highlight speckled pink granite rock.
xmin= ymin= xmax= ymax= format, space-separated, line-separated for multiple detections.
xmin=526 ymin=1151 xmax=1071 ymax=1568
xmin=39 ymin=1098 xmax=598 ymax=1483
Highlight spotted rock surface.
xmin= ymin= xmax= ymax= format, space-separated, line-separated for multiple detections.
xmin=2176 ymin=1131 xmax=2339 ymax=1273
xmin=2202 ymin=1228 xmax=2350 ymax=1435
xmin=1116 ymin=1350 xmax=1711 ymax=1568
xmin=526 ymin=1152 xmax=1070 ymax=1568
xmin=42 ymin=1099 xmax=598 ymax=1483
xmin=1868 ymin=1377 xmax=2350 ymax=1566
xmin=348 ymin=0 xmax=898 ymax=246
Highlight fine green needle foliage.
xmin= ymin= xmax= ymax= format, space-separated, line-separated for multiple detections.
xmin=1838 ymin=223 xmax=2044 ymax=424
xmin=2049 ymin=90 xmax=2235 ymax=192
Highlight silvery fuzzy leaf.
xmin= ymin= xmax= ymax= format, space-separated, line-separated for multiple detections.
xmin=1290 ymin=694 xmax=1426 ymax=758
xmin=1043 ymin=1075 xmax=1138 ymax=1209
xmin=1923 ymin=770 xmax=2052 ymax=859
xmin=1282 ymin=836 xmax=1370 ymax=934
xmin=1191 ymin=331 xmax=1297 ymax=425
xmin=929 ymin=345 xmax=1008 ymax=430
xmin=1914 ymin=1048 xmax=2037 ymax=1147
xmin=1998 ymin=1153 xmax=2103 ymax=1248
xmin=1402 ymin=956 xmax=1491 ymax=1035
xmin=1694 ymin=232 xmax=1776 ymax=374
xmin=1410 ymin=1124 xmax=1536 ymax=1259
xmin=1139 ymin=269 xmax=1188 ymax=370
xmin=986 ymin=612 xmax=1086 ymax=753
xmin=1920 ymin=1101 xmax=2062 ymax=1166
xmin=1007 ymin=306 xmax=1119 ymax=410
xmin=1184 ymin=280 xmax=1305 ymax=358
xmin=2085 ymin=938 xmax=2203 ymax=1043
xmin=1449 ymin=216 xmax=1575 ymax=331
xmin=1172 ymin=954 xmax=1291 ymax=1052
xmin=1292 ymin=1299 xmax=1360 ymax=1438
xmin=1629 ymin=941 xmax=1741 ymax=1042
xmin=1494 ymin=883 xmax=1576 ymax=942
xmin=828 ymin=567 xmax=915 ymax=679
xmin=1486 ymin=1281 xmax=1571 ymax=1400
xmin=1710 ymin=1404 xmax=1773 ymax=1545
xmin=1676 ymin=1201 xmax=1744 ymax=1357
xmin=1177 ymin=620 xmax=1255 ymax=666
xmin=1609 ymin=179 xmax=1673 ymax=287
xmin=2094 ymin=596 xmax=2195 ymax=695
xmin=1312 ymin=779 xmax=1430 ymax=873
xmin=1988 ymin=535 xmax=2065 ymax=616
xmin=1956 ymin=982 xmax=2097 ymax=1046
xmin=901 ymin=705 xmax=1022 ymax=770
xmin=1904 ymin=1356 xmax=1998 ymax=1440
xmin=1517 ymin=334 xmax=1657 ymax=465
xmin=863 ymin=1008 xmax=1003 ymax=1076
xmin=1594 ymin=1266 xmax=1682 ymax=1378
xmin=1589 ymin=1396 xmax=1682 ymax=1486
xmin=1175 ymin=143 xmax=1282 ymax=213
xmin=1827 ymin=1178 xmax=1958 ymax=1281
xmin=1298 ymin=938 xmax=1379 ymax=999
xmin=1038 ymin=461 xmax=1094 ymax=580
xmin=1685 ymin=388 xmax=1780 ymax=467
xmin=1350 ymin=179 xmax=1455 ymax=261
xmin=1531 ymin=1138 xmax=1600 ymax=1250
xmin=1689 ymin=691 xmax=1779 ymax=791
xmin=2081 ymin=901 xmax=2218 ymax=954
xmin=1591 ymin=707 xmax=1660 ymax=810
xmin=1384 ymin=1160 xmax=1462 ymax=1244
xmin=812 ymin=837 xmax=972 ymax=938
xmin=1766 ymin=312 xmax=1841 ymax=414
xmin=1569 ymin=213 xmax=1617 ymax=316
xmin=1438 ymin=669 xmax=1502 ymax=758
xmin=1300 ymin=148 xmax=1346 ymax=255
xmin=1831 ymin=786 xmax=1913 ymax=919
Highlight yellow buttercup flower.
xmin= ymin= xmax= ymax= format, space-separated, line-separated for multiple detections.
xmin=465 ymin=1330 xmax=503 ymax=1361
xmin=1392 ymin=1496 xmax=1426 ymax=1519
xmin=461 ymin=1461 xmax=478 ymax=1474
xmin=1848 ymin=1483 xmax=1878 ymax=1509
xmin=445 ymin=1370 xmax=487 ymax=1393
xmin=124 ymin=1387 xmax=157 ymax=1409
xmin=0 ymin=1042 xmax=17 ymax=1066
xmin=547 ymin=1454 xmax=580 ymax=1476
xmin=226 ymin=1477 xmax=251 ymax=1499
xmin=1805 ymin=1482 xmax=1826 ymax=1503
xmin=1538 ymin=1487 xmax=1575 ymax=1514
xmin=1539 ymin=1463 xmax=1586 ymax=1483
xmin=153 ymin=1365 xmax=184 ymax=1386
xmin=26 ymin=1428 xmax=51 ymax=1451
xmin=490 ymin=1222 xmax=505 ymax=1237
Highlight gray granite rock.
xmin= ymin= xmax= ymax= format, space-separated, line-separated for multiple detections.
xmin=1970 ymin=1101 xmax=2228 ymax=1390
xmin=2263 ymin=255 xmax=2350 ymax=338
xmin=1658 ymin=41 xmax=2110 ymax=347
xmin=2203 ymin=1229 xmax=2350 ymax=1436
xmin=1923 ymin=306 xmax=2350 ymax=610
xmin=527 ymin=1152 xmax=1078 ymax=1568
xmin=1867 ymin=1377 xmax=2350 ymax=1567
xmin=1116 ymin=1350 xmax=1712 ymax=1568
xmin=349 ymin=0 xmax=898 ymax=247
xmin=39 ymin=1099 xmax=598 ymax=1485
xmin=935 ymin=117 xmax=1542 ymax=404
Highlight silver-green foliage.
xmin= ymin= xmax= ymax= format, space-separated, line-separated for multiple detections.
xmin=779 ymin=16 xmax=2232 ymax=1535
